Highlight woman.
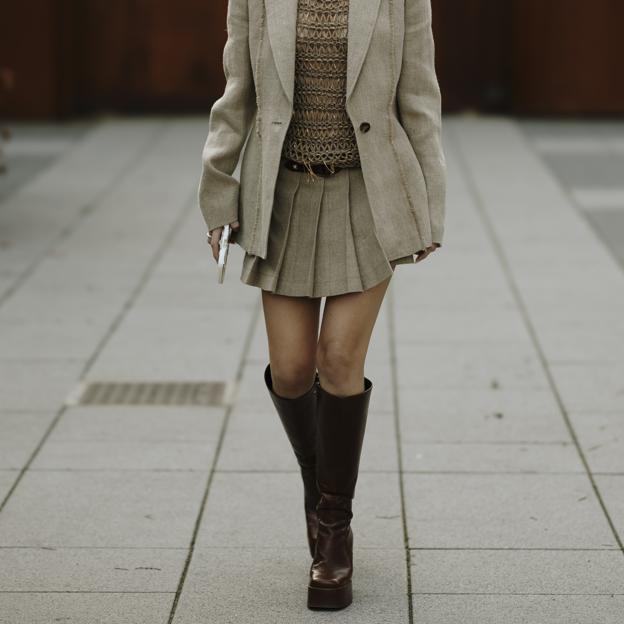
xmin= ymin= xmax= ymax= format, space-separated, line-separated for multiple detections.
xmin=198 ymin=0 xmax=445 ymax=610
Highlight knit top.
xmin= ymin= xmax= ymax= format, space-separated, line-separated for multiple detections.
xmin=281 ymin=0 xmax=361 ymax=171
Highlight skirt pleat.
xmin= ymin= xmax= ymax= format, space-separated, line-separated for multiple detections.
xmin=240 ymin=159 xmax=416 ymax=297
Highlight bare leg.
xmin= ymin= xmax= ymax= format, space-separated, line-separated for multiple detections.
xmin=260 ymin=290 xmax=322 ymax=398
xmin=316 ymin=274 xmax=392 ymax=396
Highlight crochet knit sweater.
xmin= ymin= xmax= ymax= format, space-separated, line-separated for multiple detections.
xmin=281 ymin=0 xmax=361 ymax=171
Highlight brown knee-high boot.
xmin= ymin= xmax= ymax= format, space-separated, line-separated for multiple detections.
xmin=307 ymin=376 xmax=372 ymax=610
xmin=263 ymin=363 xmax=321 ymax=558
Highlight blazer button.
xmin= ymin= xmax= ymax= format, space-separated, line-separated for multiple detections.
xmin=359 ymin=121 xmax=371 ymax=133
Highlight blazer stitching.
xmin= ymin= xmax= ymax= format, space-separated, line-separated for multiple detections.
xmin=253 ymin=0 xmax=265 ymax=138
xmin=387 ymin=0 xmax=424 ymax=244
xmin=249 ymin=0 xmax=265 ymax=253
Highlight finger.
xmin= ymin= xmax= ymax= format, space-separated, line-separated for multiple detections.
xmin=231 ymin=220 xmax=240 ymax=230
xmin=211 ymin=235 xmax=220 ymax=261
xmin=209 ymin=227 xmax=223 ymax=262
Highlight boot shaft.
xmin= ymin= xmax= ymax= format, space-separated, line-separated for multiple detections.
xmin=315 ymin=377 xmax=372 ymax=499
xmin=263 ymin=363 xmax=318 ymax=467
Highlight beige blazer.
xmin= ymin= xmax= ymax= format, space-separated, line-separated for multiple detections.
xmin=198 ymin=0 xmax=446 ymax=260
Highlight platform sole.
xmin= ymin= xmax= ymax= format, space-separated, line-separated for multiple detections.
xmin=307 ymin=581 xmax=353 ymax=610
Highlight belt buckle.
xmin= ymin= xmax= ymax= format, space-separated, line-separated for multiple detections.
xmin=283 ymin=158 xmax=339 ymax=176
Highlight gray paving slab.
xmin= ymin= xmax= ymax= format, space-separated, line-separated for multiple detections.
xmin=0 ymin=412 xmax=55 ymax=469
xmin=0 ymin=471 xmax=17 ymax=502
xmin=391 ymin=270 xmax=516 ymax=307
xmin=393 ymin=306 xmax=529 ymax=344
xmin=572 ymin=189 xmax=624 ymax=210
xmin=593 ymin=476 xmax=624 ymax=538
xmin=398 ymin=396 xmax=570 ymax=444
xmin=586 ymin=210 xmax=624 ymax=269
xmin=394 ymin=342 xmax=549 ymax=390
xmin=0 ymin=278 xmax=127 ymax=320
xmin=0 ymin=470 xmax=208 ymax=548
xmin=533 ymin=319 xmax=624 ymax=364
xmin=214 ymin=406 xmax=296 ymax=472
xmin=401 ymin=441 xmax=582 ymax=473
xmin=0 ymin=546 xmax=186 ymax=592
xmin=85 ymin=213 xmax=259 ymax=382
xmin=549 ymin=363 xmax=624 ymax=413
xmin=0 ymin=274 xmax=15 ymax=301
xmin=513 ymin=282 xmax=622 ymax=313
xmin=0 ymin=592 xmax=174 ymax=624
xmin=411 ymin=594 xmax=624 ymax=624
xmin=0 ymin=120 xmax=164 ymax=279
xmin=392 ymin=249 xmax=511 ymax=286
xmin=173 ymin=547 xmax=407 ymax=624
xmin=447 ymin=118 xmax=599 ymax=247
xmin=525 ymin=298 xmax=624 ymax=324
xmin=0 ymin=317 xmax=117 ymax=359
xmin=403 ymin=473 xmax=617 ymax=549
xmin=538 ymin=152 xmax=624 ymax=190
xmin=86 ymin=307 xmax=252 ymax=383
xmin=135 ymin=263 xmax=257 ymax=311
xmin=521 ymin=119 xmax=624 ymax=141
xmin=1 ymin=121 xmax=208 ymax=373
xmin=399 ymin=386 xmax=562 ymax=430
xmin=0 ymin=122 xmax=93 ymax=203
xmin=0 ymin=358 xmax=84 ymax=411
xmin=30 ymin=406 xmax=225 ymax=471
xmin=568 ymin=411 xmax=624 ymax=473
xmin=411 ymin=549 xmax=624 ymax=594
xmin=196 ymin=471 xmax=403 ymax=549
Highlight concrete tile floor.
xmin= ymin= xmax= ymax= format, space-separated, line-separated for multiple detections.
xmin=0 ymin=116 xmax=623 ymax=623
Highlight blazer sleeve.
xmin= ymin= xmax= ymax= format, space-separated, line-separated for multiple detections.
xmin=198 ymin=0 xmax=257 ymax=233
xmin=396 ymin=0 xmax=446 ymax=246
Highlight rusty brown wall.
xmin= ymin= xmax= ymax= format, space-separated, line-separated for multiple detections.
xmin=1 ymin=0 xmax=623 ymax=118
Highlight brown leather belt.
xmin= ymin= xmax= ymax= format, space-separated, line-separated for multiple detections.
xmin=282 ymin=157 xmax=345 ymax=177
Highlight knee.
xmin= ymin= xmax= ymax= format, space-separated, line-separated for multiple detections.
xmin=268 ymin=357 xmax=316 ymax=398
xmin=316 ymin=339 xmax=364 ymax=390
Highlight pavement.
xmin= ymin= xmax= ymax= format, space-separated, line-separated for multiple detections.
xmin=0 ymin=115 xmax=623 ymax=623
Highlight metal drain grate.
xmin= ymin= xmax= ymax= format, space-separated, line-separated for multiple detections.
xmin=72 ymin=381 xmax=228 ymax=407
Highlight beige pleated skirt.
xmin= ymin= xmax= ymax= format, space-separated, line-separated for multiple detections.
xmin=240 ymin=157 xmax=416 ymax=298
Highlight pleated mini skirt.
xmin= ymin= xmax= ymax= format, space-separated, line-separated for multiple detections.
xmin=240 ymin=157 xmax=416 ymax=298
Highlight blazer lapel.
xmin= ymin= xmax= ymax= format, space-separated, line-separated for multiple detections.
xmin=346 ymin=0 xmax=383 ymax=102
xmin=265 ymin=0 xmax=383 ymax=105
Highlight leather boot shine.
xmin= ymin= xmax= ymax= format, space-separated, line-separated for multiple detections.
xmin=264 ymin=363 xmax=321 ymax=558
xmin=308 ymin=376 xmax=372 ymax=610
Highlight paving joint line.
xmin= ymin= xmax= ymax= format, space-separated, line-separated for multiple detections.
xmin=0 ymin=184 xmax=197 ymax=515
xmin=167 ymin=298 xmax=261 ymax=624
xmin=0 ymin=120 xmax=170 ymax=309
xmin=409 ymin=547 xmax=622 ymax=551
xmin=411 ymin=591 xmax=624 ymax=596
xmin=387 ymin=281 xmax=414 ymax=624
xmin=520 ymin=124 xmax=624 ymax=275
xmin=0 ymin=590 xmax=177 ymax=595
xmin=451 ymin=122 xmax=624 ymax=555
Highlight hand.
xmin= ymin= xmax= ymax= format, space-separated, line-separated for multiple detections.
xmin=208 ymin=220 xmax=240 ymax=262
xmin=414 ymin=243 xmax=439 ymax=263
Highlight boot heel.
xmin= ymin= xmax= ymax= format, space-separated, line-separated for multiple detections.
xmin=307 ymin=580 xmax=352 ymax=610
